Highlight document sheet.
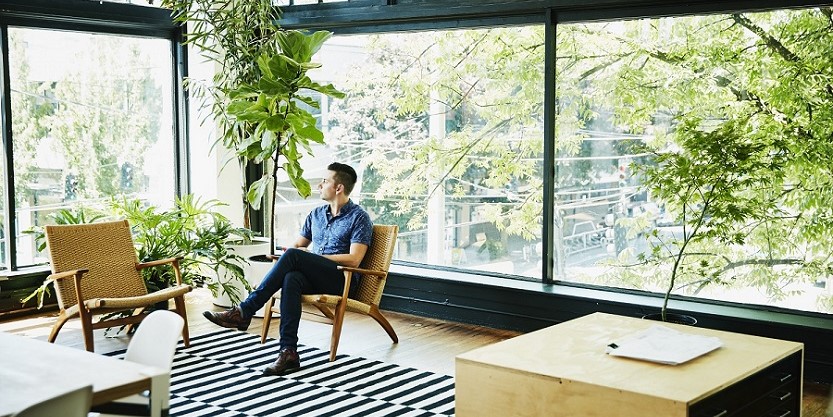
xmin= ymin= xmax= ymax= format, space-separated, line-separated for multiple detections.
xmin=605 ymin=324 xmax=723 ymax=365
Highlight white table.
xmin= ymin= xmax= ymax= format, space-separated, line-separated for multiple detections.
xmin=0 ymin=332 xmax=169 ymax=417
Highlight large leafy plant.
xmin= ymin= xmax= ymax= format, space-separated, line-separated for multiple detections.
xmin=109 ymin=196 xmax=253 ymax=301
xmin=227 ymin=29 xmax=345 ymax=254
xmin=160 ymin=0 xmax=282 ymax=229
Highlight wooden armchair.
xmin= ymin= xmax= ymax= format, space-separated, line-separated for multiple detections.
xmin=260 ymin=224 xmax=399 ymax=361
xmin=44 ymin=220 xmax=192 ymax=352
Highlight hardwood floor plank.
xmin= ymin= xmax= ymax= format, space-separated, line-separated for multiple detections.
xmin=1 ymin=287 xmax=830 ymax=416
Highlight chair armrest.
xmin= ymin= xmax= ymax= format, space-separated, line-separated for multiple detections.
xmin=137 ymin=257 xmax=186 ymax=285
xmin=136 ymin=256 xmax=184 ymax=270
xmin=337 ymin=265 xmax=387 ymax=278
xmin=46 ymin=269 xmax=89 ymax=284
xmin=47 ymin=269 xmax=89 ymax=310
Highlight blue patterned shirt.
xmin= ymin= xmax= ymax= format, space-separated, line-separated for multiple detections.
xmin=300 ymin=199 xmax=373 ymax=255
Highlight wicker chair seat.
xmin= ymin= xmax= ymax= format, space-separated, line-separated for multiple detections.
xmin=64 ymin=283 xmax=192 ymax=318
xmin=302 ymin=294 xmax=373 ymax=315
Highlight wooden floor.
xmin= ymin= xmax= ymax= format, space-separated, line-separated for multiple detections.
xmin=2 ymin=287 xmax=831 ymax=416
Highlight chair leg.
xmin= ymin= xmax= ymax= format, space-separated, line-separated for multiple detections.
xmin=329 ymin=298 xmax=349 ymax=362
xmin=368 ymin=306 xmax=399 ymax=343
xmin=173 ymin=296 xmax=190 ymax=348
xmin=47 ymin=312 xmax=71 ymax=344
xmin=78 ymin=308 xmax=95 ymax=352
xmin=260 ymin=296 xmax=276 ymax=344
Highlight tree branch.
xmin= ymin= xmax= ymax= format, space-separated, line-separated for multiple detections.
xmin=731 ymin=13 xmax=800 ymax=63
xmin=820 ymin=7 xmax=833 ymax=29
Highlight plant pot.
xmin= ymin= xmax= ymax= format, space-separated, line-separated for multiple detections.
xmin=641 ymin=312 xmax=697 ymax=326
xmin=212 ymin=266 xmax=249 ymax=308
xmin=212 ymin=238 xmax=270 ymax=308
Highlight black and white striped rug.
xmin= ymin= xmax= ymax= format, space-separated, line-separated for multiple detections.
xmin=108 ymin=330 xmax=455 ymax=417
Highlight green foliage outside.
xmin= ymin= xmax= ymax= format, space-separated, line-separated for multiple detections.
xmin=565 ymin=10 xmax=833 ymax=313
xmin=10 ymin=33 xmax=162 ymax=207
xmin=328 ymin=8 xmax=833 ymax=313
xmin=328 ymin=28 xmax=545 ymax=241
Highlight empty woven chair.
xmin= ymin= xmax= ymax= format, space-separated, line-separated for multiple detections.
xmin=44 ymin=220 xmax=192 ymax=352
xmin=260 ymin=224 xmax=399 ymax=361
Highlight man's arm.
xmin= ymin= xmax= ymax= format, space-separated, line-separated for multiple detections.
xmin=293 ymin=236 xmax=311 ymax=249
xmin=323 ymin=242 xmax=368 ymax=268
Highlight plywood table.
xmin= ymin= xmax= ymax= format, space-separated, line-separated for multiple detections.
xmin=456 ymin=312 xmax=803 ymax=417
xmin=0 ymin=331 xmax=169 ymax=417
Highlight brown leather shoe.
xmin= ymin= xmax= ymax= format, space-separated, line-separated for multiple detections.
xmin=203 ymin=307 xmax=251 ymax=331
xmin=263 ymin=348 xmax=301 ymax=376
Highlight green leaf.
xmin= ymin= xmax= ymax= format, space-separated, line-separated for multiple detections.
xmin=304 ymin=80 xmax=346 ymax=99
xmin=284 ymin=159 xmax=311 ymax=198
xmin=246 ymin=176 xmax=271 ymax=209
xmin=259 ymin=76 xmax=291 ymax=96
xmin=295 ymin=95 xmax=320 ymax=109
xmin=264 ymin=115 xmax=286 ymax=132
xmin=305 ymin=31 xmax=333 ymax=60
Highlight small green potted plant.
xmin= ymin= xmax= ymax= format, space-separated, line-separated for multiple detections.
xmin=630 ymin=119 xmax=782 ymax=323
xmin=109 ymin=195 xmax=254 ymax=304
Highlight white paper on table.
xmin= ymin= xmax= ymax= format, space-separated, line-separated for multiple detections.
xmin=605 ymin=324 xmax=723 ymax=365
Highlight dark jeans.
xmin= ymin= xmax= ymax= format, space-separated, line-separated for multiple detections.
xmin=238 ymin=248 xmax=355 ymax=349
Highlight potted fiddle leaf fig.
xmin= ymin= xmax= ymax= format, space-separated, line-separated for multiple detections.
xmin=160 ymin=0 xmax=282 ymax=230
xmin=226 ymin=29 xmax=345 ymax=256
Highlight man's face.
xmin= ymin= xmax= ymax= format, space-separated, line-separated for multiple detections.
xmin=318 ymin=170 xmax=340 ymax=201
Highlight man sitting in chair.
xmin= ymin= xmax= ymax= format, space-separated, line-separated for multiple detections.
xmin=204 ymin=162 xmax=372 ymax=376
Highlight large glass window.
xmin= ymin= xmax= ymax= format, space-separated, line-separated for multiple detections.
xmin=555 ymin=8 xmax=833 ymax=314
xmin=272 ymin=27 xmax=545 ymax=279
xmin=8 ymin=28 xmax=176 ymax=267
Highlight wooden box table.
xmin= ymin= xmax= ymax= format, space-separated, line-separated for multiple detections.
xmin=456 ymin=312 xmax=803 ymax=417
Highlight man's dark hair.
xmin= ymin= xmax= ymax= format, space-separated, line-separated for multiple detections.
xmin=328 ymin=162 xmax=358 ymax=195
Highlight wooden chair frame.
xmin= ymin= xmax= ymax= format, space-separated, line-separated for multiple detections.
xmin=259 ymin=224 xmax=399 ymax=361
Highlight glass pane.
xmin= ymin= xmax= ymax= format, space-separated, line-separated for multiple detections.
xmin=555 ymin=9 xmax=833 ymax=314
xmin=9 ymin=28 xmax=176 ymax=268
xmin=0 ymin=148 xmax=6 ymax=270
xmin=272 ymin=27 xmax=545 ymax=279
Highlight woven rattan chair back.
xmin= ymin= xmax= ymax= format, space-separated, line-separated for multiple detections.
xmin=45 ymin=220 xmax=147 ymax=310
xmin=354 ymin=224 xmax=398 ymax=305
